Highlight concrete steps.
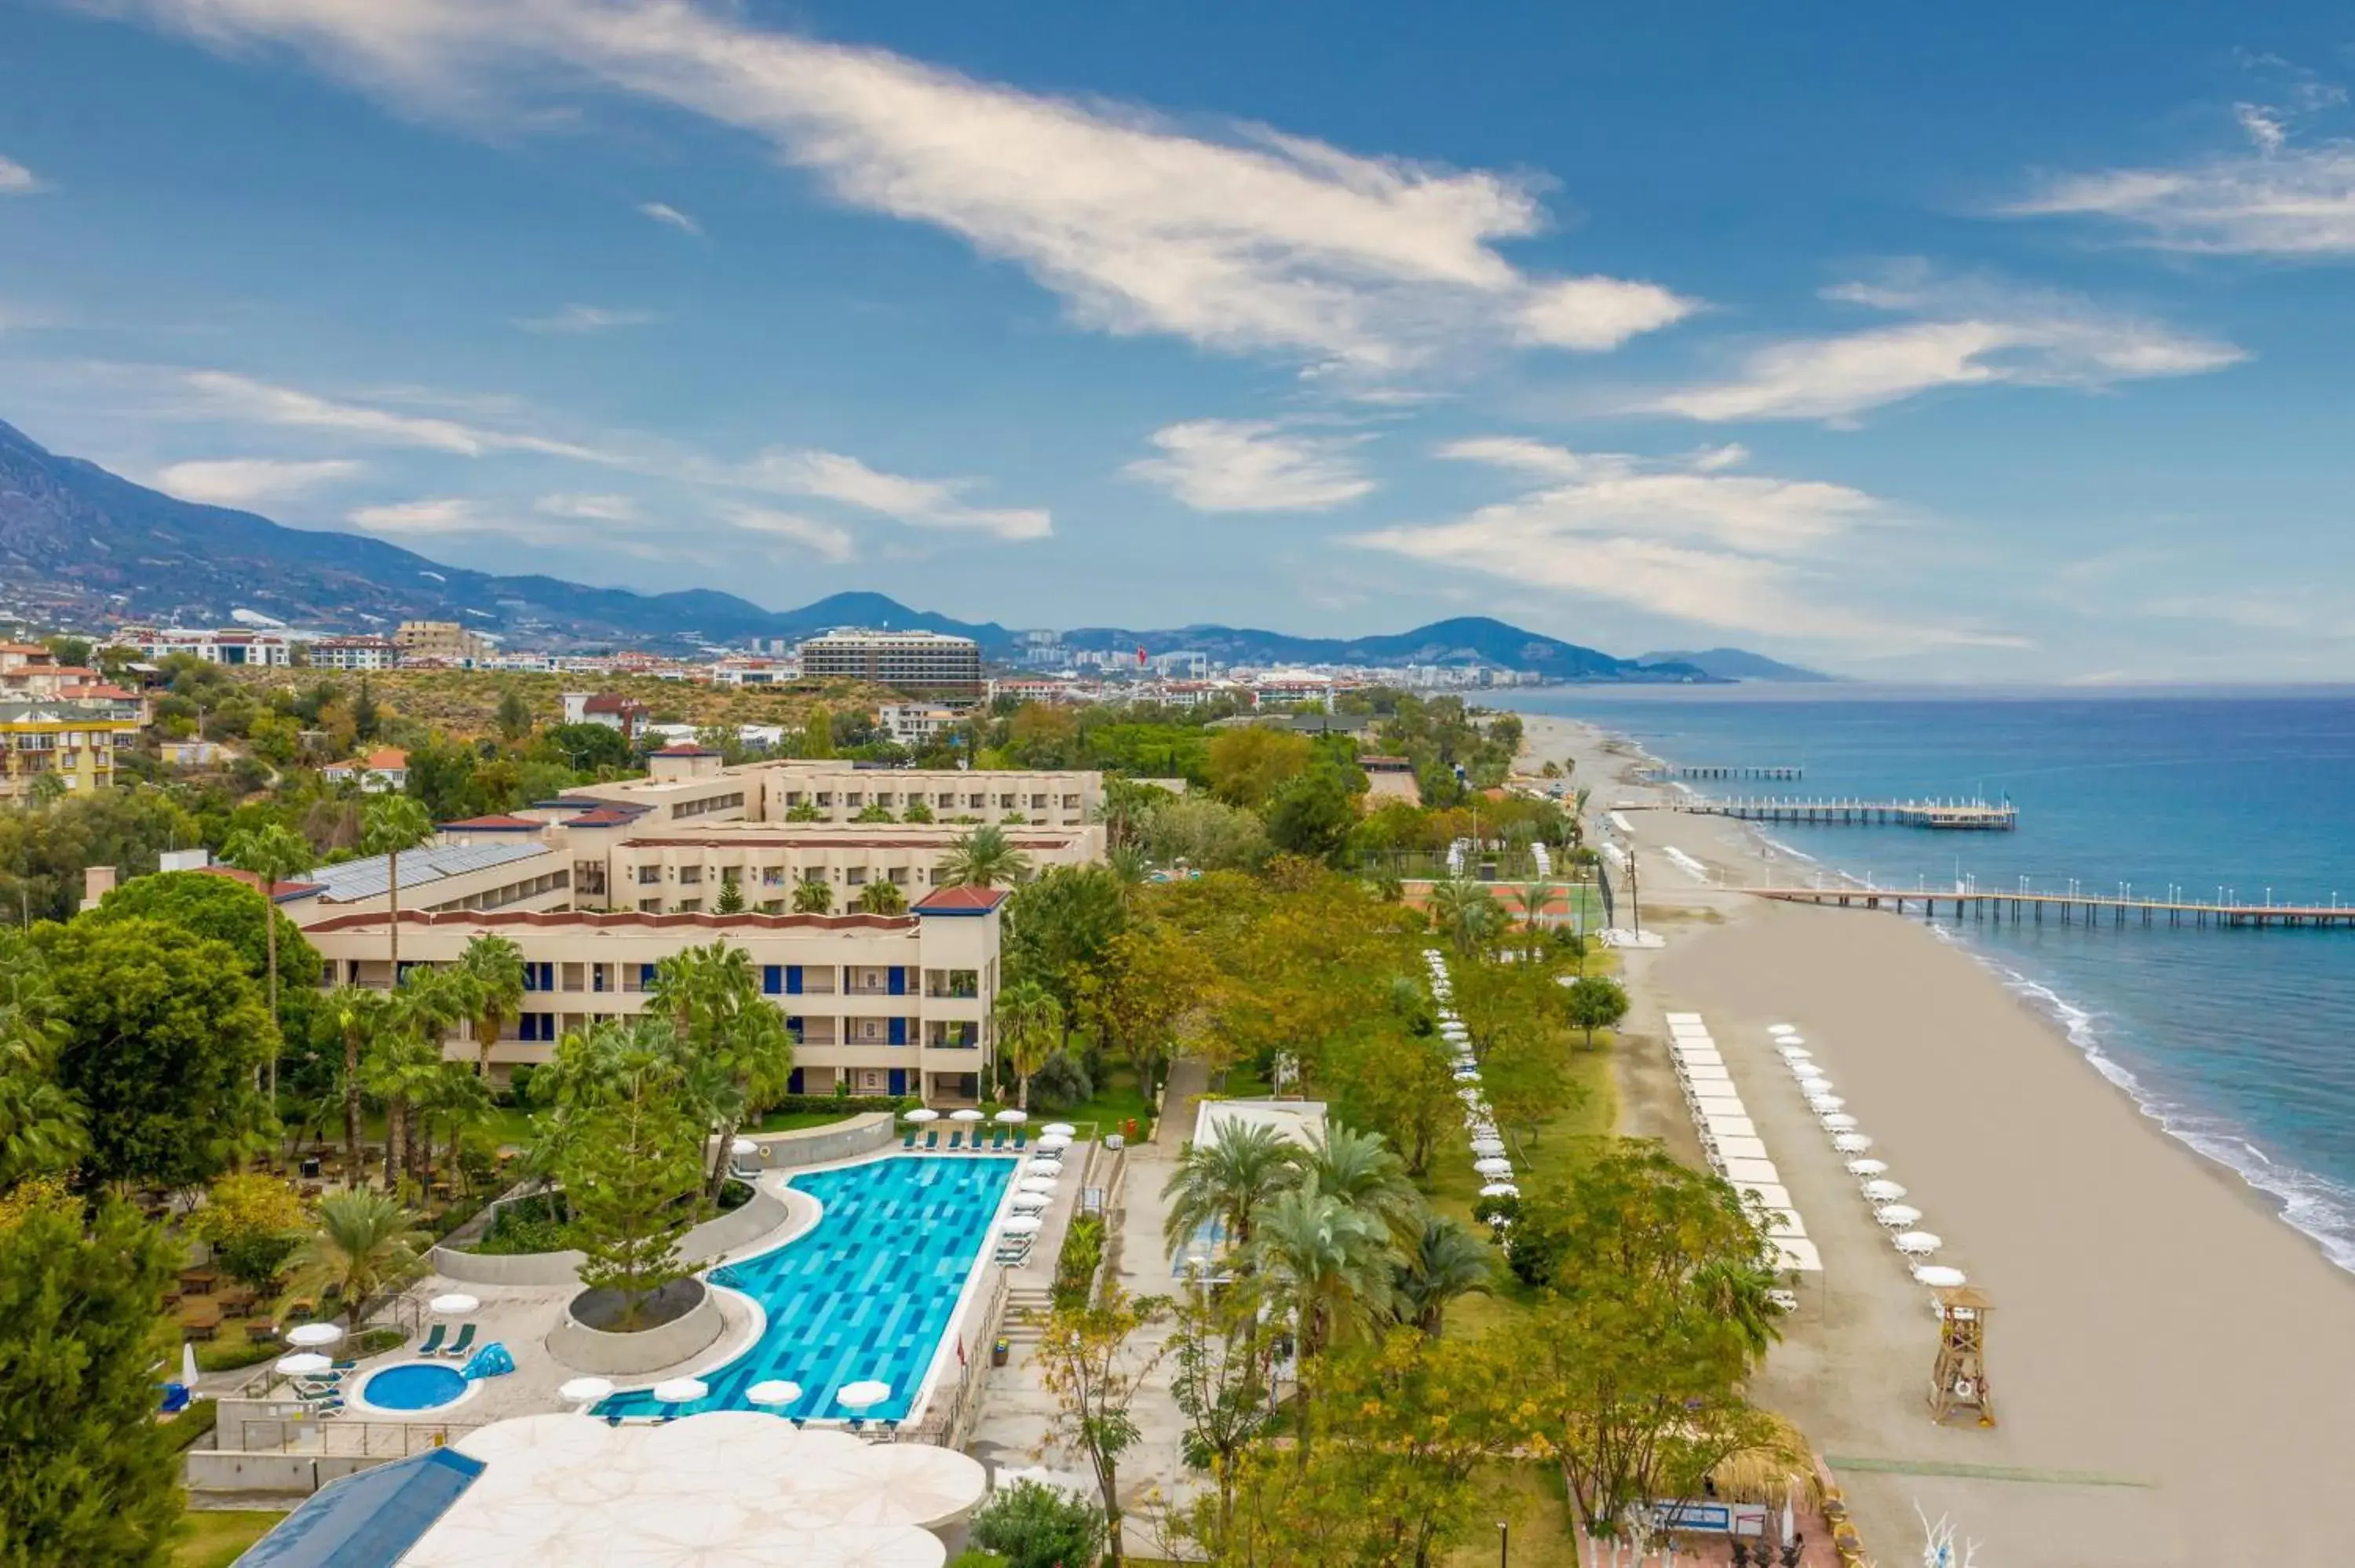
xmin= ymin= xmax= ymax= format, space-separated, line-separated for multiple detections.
xmin=1001 ymin=1286 xmax=1054 ymax=1342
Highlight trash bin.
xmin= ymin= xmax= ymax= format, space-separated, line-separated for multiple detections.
xmin=299 ymin=1156 xmax=321 ymax=1180
xmin=991 ymin=1337 xmax=1009 ymax=1368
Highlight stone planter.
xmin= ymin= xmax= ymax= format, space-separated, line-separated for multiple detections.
xmin=546 ymin=1278 xmax=724 ymax=1376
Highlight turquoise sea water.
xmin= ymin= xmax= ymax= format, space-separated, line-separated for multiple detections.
xmin=598 ymin=1154 xmax=1013 ymax=1423
xmin=1501 ymin=686 xmax=2355 ymax=1271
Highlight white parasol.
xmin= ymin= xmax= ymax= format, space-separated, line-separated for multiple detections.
xmin=1478 ymin=1183 xmax=1520 ymax=1198
xmin=1913 ymin=1264 xmax=1968 ymax=1289
xmin=180 ymin=1341 xmax=199 ymax=1389
xmin=1845 ymin=1158 xmax=1888 ymax=1176
xmin=1041 ymin=1122 xmax=1076 ymax=1137
xmin=558 ymin=1376 xmax=614 ymax=1406
xmin=276 ymin=1351 xmax=332 ymax=1376
xmin=746 ymin=1379 xmax=803 ymax=1409
xmin=1860 ymin=1180 xmax=1907 ymax=1202
xmin=285 ymin=1322 xmax=345 ymax=1348
xmin=999 ymin=1214 xmax=1043 ymax=1236
xmin=903 ymin=1108 xmax=940 ymax=1124
xmin=1806 ymin=1094 xmax=1845 ymax=1111
xmin=1035 ymin=1134 xmax=1072 ymax=1153
xmin=1008 ymin=1191 xmax=1052 ymax=1212
xmin=1470 ymin=1138 xmax=1506 ymax=1157
xmin=1820 ymin=1113 xmax=1860 ymax=1132
xmin=1893 ymin=1231 xmax=1942 ymax=1256
xmin=1791 ymin=1063 xmax=1827 ymax=1081
xmin=430 ymin=1293 xmax=480 ymax=1316
xmin=652 ymin=1377 xmax=709 ymax=1404
xmin=994 ymin=1108 xmax=1028 ymax=1125
xmin=1832 ymin=1133 xmax=1874 ymax=1154
xmin=1875 ymin=1204 xmax=1923 ymax=1227
xmin=730 ymin=1137 xmax=760 ymax=1158
xmin=1767 ymin=1023 xmax=1797 ymax=1036
xmin=836 ymin=1380 xmax=892 ymax=1414
xmin=1017 ymin=1176 xmax=1059 ymax=1194
xmin=949 ymin=1108 xmax=985 ymax=1124
xmin=1473 ymin=1157 xmax=1512 ymax=1176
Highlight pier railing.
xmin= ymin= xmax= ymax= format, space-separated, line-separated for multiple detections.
xmin=1619 ymin=797 xmax=2018 ymax=831
xmin=1636 ymin=764 xmax=1803 ymax=782
xmin=1751 ymin=885 xmax=2355 ymax=930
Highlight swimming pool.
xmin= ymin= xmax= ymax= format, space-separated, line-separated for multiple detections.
xmin=359 ymin=1362 xmax=469 ymax=1411
xmin=597 ymin=1155 xmax=1014 ymax=1424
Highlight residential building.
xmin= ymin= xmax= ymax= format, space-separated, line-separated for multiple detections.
xmin=395 ymin=620 xmax=494 ymax=665
xmin=709 ymin=656 xmax=798 ymax=686
xmin=122 ymin=627 xmax=295 ymax=666
xmin=0 ymin=698 xmax=142 ymax=802
xmin=302 ymin=892 xmax=1005 ymax=1098
xmin=794 ymin=629 xmax=983 ymax=700
xmin=319 ymin=747 xmax=411 ymax=793
xmin=986 ymin=677 xmax=1078 ymax=706
xmin=307 ymin=635 xmax=403 ymax=670
xmin=560 ymin=691 xmax=652 ymax=739
xmin=878 ymin=702 xmax=968 ymax=746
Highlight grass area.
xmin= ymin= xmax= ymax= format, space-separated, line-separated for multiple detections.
xmin=1444 ymin=1462 xmax=1582 ymax=1567
xmin=1040 ymin=1062 xmax=1155 ymax=1141
xmin=174 ymin=1511 xmax=283 ymax=1567
xmin=1422 ymin=1030 xmax=1619 ymax=1340
xmin=743 ymin=1107 xmax=860 ymax=1134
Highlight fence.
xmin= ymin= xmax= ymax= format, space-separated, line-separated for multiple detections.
xmin=906 ymin=1267 xmax=1008 ymax=1450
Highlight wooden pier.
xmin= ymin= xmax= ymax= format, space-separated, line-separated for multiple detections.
xmin=1752 ymin=887 xmax=2355 ymax=929
xmin=1637 ymin=764 xmax=1804 ymax=782
xmin=1619 ymin=797 xmax=2018 ymax=831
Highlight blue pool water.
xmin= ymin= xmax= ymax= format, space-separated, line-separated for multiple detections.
xmin=360 ymin=1362 xmax=468 ymax=1410
xmin=598 ymin=1155 xmax=1014 ymax=1423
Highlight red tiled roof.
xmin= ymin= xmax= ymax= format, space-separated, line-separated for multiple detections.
xmin=301 ymin=908 xmax=917 ymax=934
xmin=655 ymin=742 xmax=718 ymax=756
xmin=912 ymin=884 xmax=1010 ymax=913
xmin=437 ymin=815 xmax=546 ymax=830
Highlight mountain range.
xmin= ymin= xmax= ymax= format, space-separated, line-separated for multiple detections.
xmin=0 ymin=416 xmax=1809 ymax=680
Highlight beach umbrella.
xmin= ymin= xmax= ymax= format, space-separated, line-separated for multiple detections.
xmin=285 ymin=1322 xmax=345 ymax=1348
xmin=276 ymin=1352 xmax=331 ymax=1376
xmin=1776 ymin=1035 xmax=1806 ymax=1047
xmin=1791 ymin=1063 xmax=1826 ymax=1081
xmin=1452 ymin=1069 xmax=1481 ymax=1083
xmin=181 ymin=1342 xmax=199 ymax=1390
xmin=730 ymin=1136 xmax=760 ymax=1158
xmin=1860 ymin=1180 xmax=1907 ymax=1202
xmin=1820 ymin=1113 xmax=1860 ymax=1132
xmin=1470 ymin=1138 xmax=1506 ymax=1157
xmin=558 ymin=1377 xmax=614 ymax=1406
xmin=1875 ymin=1204 xmax=1923 ymax=1227
xmin=994 ymin=1108 xmax=1028 ymax=1125
xmin=652 ymin=1377 xmax=708 ymax=1405
xmin=1806 ymin=1094 xmax=1844 ymax=1111
xmin=1025 ymin=1155 xmax=1064 ymax=1175
xmin=950 ymin=1108 xmax=986 ymax=1124
xmin=1000 ymin=1214 xmax=1044 ymax=1236
xmin=1845 ymin=1158 xmax=1888 ymax=1176
xmin=430 ymin=1293 xmax=480 ymax=1316
xmin=1017 ymin=1176 xmax=1059 ymax=1194
xmin=1473 ymin=1157 xmax=1512 ymax=1177
xmin=1893 ymin=1231 xmax=1941 ymax=1256
xmin=745 ymin=1380 xmax=802 ymax=1413
xmin=837 ymin=1380 xmax=892 ymax=1415
xmin=1913 ymin=1265 xmax=1967 ymax=1289
xmin=1035 ymin=1134 xmax=1072 ymax=1153
xmin=1777 ymin=1046 xmax=1813 ymax=1061
xmin=1478 ymin=1183 xmax=1521 ymax=1198
xmin=903 ymin=1107 xmax=940 ymax=1124
xmin=1767 ymin=1023 xmax=1796 ymax=1035
xmin=1832 ymin=1133 xmax=1874 ymax=1154
xmin=1009 ymin=1191 xmax=1052 ymax=1213
xmin=1041 ymin=1122 xmax=1077 ymax=1137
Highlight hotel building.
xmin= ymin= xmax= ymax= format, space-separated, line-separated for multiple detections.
xmin=794 ymin=629 xmax=983 ymax=701
xmin=0 ymin=698 xmax=143 ymax=802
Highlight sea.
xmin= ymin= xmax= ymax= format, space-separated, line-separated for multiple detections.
xmin=1497 ymin=685 xmax=2355 ymax=1274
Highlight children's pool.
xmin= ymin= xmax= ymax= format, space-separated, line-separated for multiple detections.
xmin=597 ymin=1155 xmax=1015 ymax=1424
xmin=359 ymin=1362 xmax=469 ymax=1411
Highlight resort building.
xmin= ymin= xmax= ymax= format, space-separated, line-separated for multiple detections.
xmin=119 ymin=626 xmax=296 ymax=666
xmin=558 ymin=691 xmax=651 ymax=739
xmin=576 ymin=821 xmax=1103 ymax=912
xmin=795 ymin=628 xmax=984 ymax=700
xmin=394 ymin=620 xmax=493 ymax=665
xmin=561 ymin=749 xmax=1105 ymax=830
xmin=0 ymin=698 xmax=143 ymax=801
xmin=305 ymin=635 xmax=403 ymax=670
xmin=304 ymin=894 xmax=1005 ymax=1098
xmin=878 ymin=702 xmax=968 ymax=746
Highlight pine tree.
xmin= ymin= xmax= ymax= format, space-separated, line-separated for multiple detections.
xmin=563 ymin=1088 xmax=700 ymax=1329
xmin=0 ymin=1185 xmax=184 ymax=1566
xmin=714 ymin=877 xmax=746 ymax=915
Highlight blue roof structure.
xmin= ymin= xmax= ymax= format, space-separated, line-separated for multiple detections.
xmin=233 ymin=1448 xmax=484 ymax=1567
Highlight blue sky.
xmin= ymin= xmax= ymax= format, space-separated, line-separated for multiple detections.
xmin=2 ymin=1 xmax=2352 ymax=679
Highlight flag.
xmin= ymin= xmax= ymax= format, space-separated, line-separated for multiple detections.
xmin=956 ymin=1336 xmax=966 ymax=1367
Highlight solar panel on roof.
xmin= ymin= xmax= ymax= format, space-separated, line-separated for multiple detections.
xmin=307 ymin=841 xmax=553 ymax=903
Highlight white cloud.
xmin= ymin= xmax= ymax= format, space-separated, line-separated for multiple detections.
xmin=103 ymin=0 xmax=1694 ymax=370
xmin=1648 ymin=272 xmax=2242 ymax=424
xmin=1350 ymin=438 xmax=2016 ymax=647
xmin=515 ymin=304 xmax=663 ymax=333
xmin=176 ymin=370 xmax=611 ymax=461
xmin=740 ymin=449 xmax=1050 ymax=541
xmin=349 ymin=497 xmax=491 ymax=534
xmin=152 ymin=457 xmax=365 ymax=507
xmin=637 ymin=201 xmax=703 ymax=238
xmin=1123 ymin=420 xmax=1374 ymax=512
xmin=724 ymin=505 xmax=858 ymax=564
xmin=0 ymin=155 xmax=38 ymax=195
xmin=535 ymin=492 xmax=640 ymax=521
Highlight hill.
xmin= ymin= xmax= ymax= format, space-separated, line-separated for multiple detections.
xmin=1638 ymin=647 xmax=1838 ymax=683
xmin=1061 ymin=617 xmax=1711 ymax=682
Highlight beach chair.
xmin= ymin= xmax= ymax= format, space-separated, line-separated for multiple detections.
xmin=417 ymin=1322 xmax=448 ymax=1357
xmin=440 ymin=1323 xmax=477 ymax=1361
xmin=922 ymin=1130 xmax=940 ymax=1152
xmin=900 ymin=1129 xmax=918 ymax=1149
xmin=946 ymin=1130 xmax=965 ymax=1152
xmin=989 ymin=1128 xmax=1009 ymax=1152
xmin=1012 ymin=1129 xmax=1028 ymax=1151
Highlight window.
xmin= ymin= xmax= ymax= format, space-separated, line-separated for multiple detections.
xmin=997 ymin=794 xmax=1016 ymax=809
xmin=845 ymin=793 xmax=864 ymax=808
xmin=888 ymin=867 xmax=909 ymax=885
xmin=677 ymin=865 xmax=703 ymax=885
xmin=937 ymin=792 xmax=956 ymax=808
xmin=1030 ymin=794 xmax=1047 ymax=810
xmin=784 ymin=791 xmax=804 ymax=807
xmin=1062 ymin=794 xmax=1081 ymax=808
xmin=639 ymin=898 xmax=663 ymax=913
xmin=521 ymin=961 xmax=555 ymax=992
xmin=815 ymin=793 xmax=834 ymax=808
xmin=677 ymin=899 xmax=703 ymax=913
xmin=637 ymin=866 xmax=662 ymax=884
xmin=967 ymin=794 xmax=984 ymax=809
xmin=846 ymin=867 xmax=868 ymax=886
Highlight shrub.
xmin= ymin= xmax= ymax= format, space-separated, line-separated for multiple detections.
xmin=969 ymin=1479 xmax=1104 ymax=1568
xmin=195 ymin=1335 xmax=285 ymax=1373
xmin=1026 ymin=1050 xmax=1094 ymax=1113
xmin=164 ymin=1399 xmax=218 ymax=1454
xmin=1053 ymin=1215 xmax=1104 ymax=1311
xmin=946 ymin=1553 xmax=1006 ymax=1568
xmin=472 ymin=1194 xmax=572 ymax=1256
xmin=759 ymin=1093 xmax=919 ymax=1118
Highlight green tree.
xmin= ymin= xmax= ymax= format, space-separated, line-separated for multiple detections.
xmin=38 ymin=918 xmax=272 ymax=1191
xmin=1203 ymin=726 xmax=1313 ymax=808
xmin=1301 ymin=1125 xmax=1422 ymax=1242
xmin=900 ymin=797 xmax=934 ymax=823
xmin=937 ymin=824 xmax=1031 ymax=889
xmin=1480 ymin=1019 xmax=1574 ymax=1153
xmin=991 ymin=978 xmax=1063 ymax=1111
xmin=852 ymin=879 xmax=907 ymax=916
xmin=321 ymin=984 xmax=398 ymax=1185
xmin=360 ymin=795 xmax=436 ymax=975
xmin=495 ymin=687 xmax=535 ymax=742
xmin=542 ymin=721 xmax=630 ymax=772
xmin=1389 ymin=1216 xmax=1492 ymax=1336
xmin=0 ymin=933 xmax=85 ymax=1190
xmin=850 ymin=801 xmax=896 ymax=824
xmin=790 ymin=877 xmax=835 ymax=914
xmin=713 ymin=876 xmax=746 ymax=914
xmin=968 ymin=1479 xmax=1105 ymax=1568
xmin=1247 ymin=1186 xmax=1393 ymax=1371
xmin=1162 ymin=1118 xmax=1301 ymax=1260
xmin=800 ymin=709 xmax=836 ymax=758
xmin=0 ymin=1184 xmax=184 ymax=1567
xmin=446 ymin=934 xmax=527 ymax=1078
xmin=219 ymin=824 xmax=318 ymax=1102
xmin=1002 ymin=866 xmax=1126 ymax=1011
xmin=1074 ymin=922 xmax=1218 ymax=1099
xmin=190 ymin=1172 xmax=309 ymax=1291
xmin=1033 ymin=1286 xmax=1172 ymax=1568
xmin=85 ymin=870 xmax=323 ymax=1053
xmin=283 ymin=1188 xmax=426 ymax=1323
xmin=1263 ymin=768 xmax=1362 ymax=865
xmin=1329 ymin=1026 xmax=1453 ymax=1179
xmin=562 ymin=1072 xmax=701 ymax=1329
xmin=1562 ymin=975 xmax=1630 ymax=1048
xmin=352 ymin=678 xmax=382 ymax=742
xmin=650 ymin=942 xmax=796 ymax=1197
xmin=1426 ymin=877 xmax=1506 ymax=960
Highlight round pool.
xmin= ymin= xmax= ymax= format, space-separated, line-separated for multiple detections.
xmin=358 ymin=1362 xmax=469 ymax=1411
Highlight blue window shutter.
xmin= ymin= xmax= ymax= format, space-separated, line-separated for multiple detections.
xmin=888 ymin=1068 xmax=907 ymax=1096
xmin=786 ymin=966 xmax=803 ymax=995
xmin=762 ymin=965 xmax=782 ymax=995
xmin=785 ymin=1016 xmax=803 ymax=1041
xmin=887 ymin=967 xmax=907 ymax=996
xmin=541 ymin=962 xmax=555 ymax=991
xmin=639 ymin=963 xmax=656 ymax=988
xmin=889 ymin=1017 xmax=907 ymax=1047
xmin=787 ymin=1068 xmax=805 ymax=1095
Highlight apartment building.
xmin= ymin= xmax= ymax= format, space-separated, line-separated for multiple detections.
xmin=120 ymin=628 xmax=296 ymax=667
xmin=794 ymin=629 xmax=983 ymax=700
xmin=0 ymin=698 xmax=143 ymax=801
xmin=302 ymin=894 xmax=1006 ymax=1099
xmin=564 ymin=749 xmax=1105 ymax=832
xmin=560 ymin=691 xmax=652 ymax=739
xmin=878 ymin=702 xmax=967 ymax=746
xmin=395 ymin=621 xmax=493 ymax=665
xmin=319 ymin=747 xmax=410 ymax=793
xmin=582 ymin=821 xmax=1104 ymax=913
xmin=307 ymin=636 xmax=403 ymax=671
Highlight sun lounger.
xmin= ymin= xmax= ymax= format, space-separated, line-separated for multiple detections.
xmin=946 ymin=1129 xmax=965 ymax=1152
xmin=440 ymin=1323 xmax=477 ymax=1361
xmin=1011 ymin=1130 xmax=1027 ymax=1151
xmin=417 ymin=1322 xmax=447 ymax=1356
xmin=922 ymin=1130 xmax=940 ymax=1151
xmin=990 ymin=1128 xmax=1009 ymax=1152
xmin=901 ymin=1129 xmax=918 ymax=1149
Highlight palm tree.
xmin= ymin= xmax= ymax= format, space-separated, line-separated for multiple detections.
xmin=412 ymin=1059 xmax=495 ymax=1192
xmin=0 ymin=934 xmax=82 ymax=1188
xmin=1302 ymin=1125 xmax=1422 ymax=1242
xmin=1163 ymin=1119 xmax=1302 ymax=1260
xmin=1692 ymin=1257 xmax=1787 ymax=1358
xmin=937 ymin=825 xmax=1031 ymax=889
xmin=1426 ymin=877 xmax=1505 ymax=959
xmin=1390 ymin=1216 xmax=1493 ymax=1336
xmin=221 ymin=822 xmax=316 ymax=1103
xmin=322 ymin=983 xmax=399 ymax=1183
xmin=360 ymin=796 xmax=436 ymax=979
xmin=368 ymin=969 xmax=461 ymax=1189
xmin=1246 ymin=1186 xmax=1392 ymax=1366
xmin=1510 ymin=881 xmax=1561 ymax=958
xmin=853 ymin=880 xmax=908 ymax=916
xmin=651 ymin=942 xmax=797 ymax=1198
xmin=992 ymin=977 xmax=1063 ymax=1111
xmin=790 ymin=877 xmax=835 ymax=914
xmin=283 ymin=1190 xmax=426 ymax=1323
xmin=447 ymin=935 xmax=527 ymax=1077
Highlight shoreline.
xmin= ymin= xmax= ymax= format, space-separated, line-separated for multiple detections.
xmin=1510 ymin=706 xmax=2355 ymax=1563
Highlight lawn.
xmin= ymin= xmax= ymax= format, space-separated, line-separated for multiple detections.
xmin=1445 ymin=1462 xmax=1583 ymax=1567
xmin=1037 ymin=1062 xmax=1155 ymax=1142
xmin=175 ymin=1511 xmax=283 ymax=1568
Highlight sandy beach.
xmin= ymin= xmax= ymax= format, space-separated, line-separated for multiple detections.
xmin=1516 ymin=707 xmax=2355 ymax=1566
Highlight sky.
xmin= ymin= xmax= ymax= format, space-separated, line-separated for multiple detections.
xmin=2 ymin=1 xmax=2353 ymax=680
